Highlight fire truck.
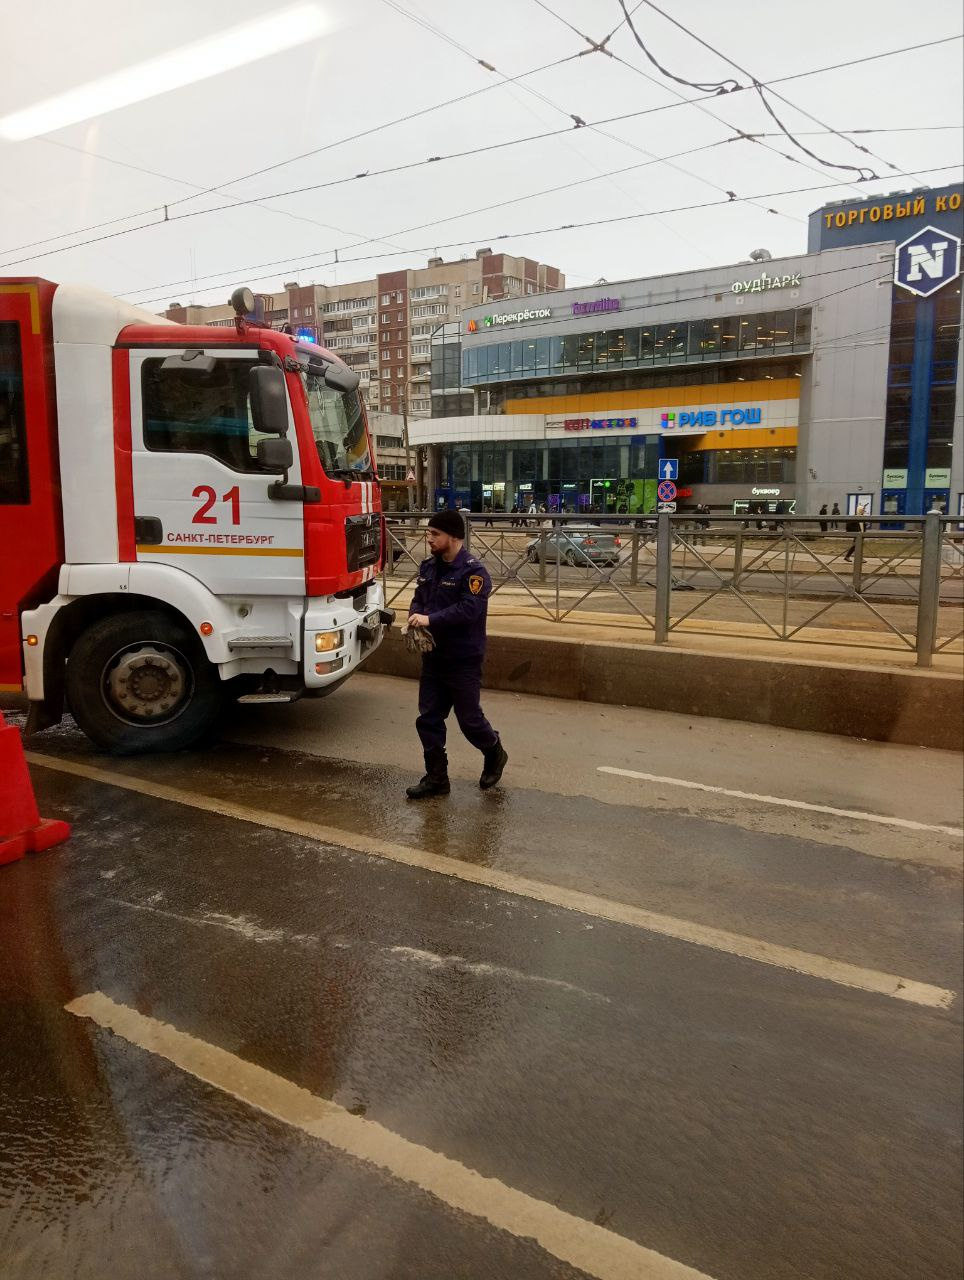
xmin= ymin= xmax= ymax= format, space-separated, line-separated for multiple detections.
xmin=0 ymin=278 xmax=392 ymax=753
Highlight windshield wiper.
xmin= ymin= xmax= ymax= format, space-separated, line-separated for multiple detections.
xmin=326 ymin=466 xmax=374 ymax=481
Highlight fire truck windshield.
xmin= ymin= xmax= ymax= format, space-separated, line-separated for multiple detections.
xmin=301 ymin=360 xmax=373 ymax=477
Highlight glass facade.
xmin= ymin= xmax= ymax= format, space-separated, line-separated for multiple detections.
xmin=809 ymin=184 xmax=962 ymax=515
xmin=881 ymin=283 xmax=962 ymax=511
xmin=679 ymin=448 xmax=796 ymax=486
xmin=927 ymin=289 xmax=961 ymax=469
xmin=494 ymin=358 xmax=802 ymax=412
xmin=436 ymin=439 xmax=796 ymax=513
xmin=463 ymin=308 xmax=811 ymax=384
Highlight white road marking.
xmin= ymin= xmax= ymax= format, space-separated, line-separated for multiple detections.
xmin=598 ymin=766 xmax=964 ymax=838
xmin=29 ymin=753 xmax=955 ymax=1010
xmin=66 ymin=992 xmax=713 ymax=1280
xmin=388 ymin=945 xmax=611 ymax=1003
xmin=107 ymin=897 xmax=317 ymax=946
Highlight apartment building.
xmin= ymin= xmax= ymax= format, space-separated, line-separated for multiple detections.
xmin=162 ymin=248 xmax=564 ymax=419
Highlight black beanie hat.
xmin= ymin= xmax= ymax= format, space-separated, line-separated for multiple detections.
xmin=427 ymin=509 xmax=466 ymax=539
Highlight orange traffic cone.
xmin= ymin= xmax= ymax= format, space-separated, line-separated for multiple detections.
xmin=0 ymin=711 xmax=71 ymax=866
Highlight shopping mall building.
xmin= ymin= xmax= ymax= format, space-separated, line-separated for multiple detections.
xmin=414 ymin=182 xmax=963 ymax=519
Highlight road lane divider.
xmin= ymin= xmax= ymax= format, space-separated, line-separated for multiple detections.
xmin=66 ymin=991 xmax=715 ymax=1280
xmin=30 ymin=753 xmax=955 ymax=1010
xmin=598 ymin=767 xmax=964 ymax=838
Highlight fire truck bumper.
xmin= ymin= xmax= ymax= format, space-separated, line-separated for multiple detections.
xmin=303 ymin=581 xmax=392 ymax=689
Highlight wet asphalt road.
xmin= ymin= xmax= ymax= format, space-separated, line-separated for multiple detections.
xmin=1 ymin=678 xmax=962 ymax=1280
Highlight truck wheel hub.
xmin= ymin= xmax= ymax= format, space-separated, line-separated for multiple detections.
xmin=105 ymin=646 xmax=189 ymax=723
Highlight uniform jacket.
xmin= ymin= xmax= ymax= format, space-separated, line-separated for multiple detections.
xmin=411 ymin=547 xmax=492 ymax=662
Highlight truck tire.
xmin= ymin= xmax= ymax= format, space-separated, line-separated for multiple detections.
xmin=66 ymin=610 xmax=224 ymax=754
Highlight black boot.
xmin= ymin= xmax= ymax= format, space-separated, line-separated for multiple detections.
xmin=479 ymin=740 xmax=508 ymax=790
xmin=406 ymin=748 xmax=450 ymax=799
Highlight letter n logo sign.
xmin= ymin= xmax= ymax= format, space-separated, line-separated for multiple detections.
xmin=894 ymin=226 xmax=962 ymax=298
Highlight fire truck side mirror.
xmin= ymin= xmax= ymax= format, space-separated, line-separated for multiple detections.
xmin=249 ymin=365 xmax=289 ymax=435
xmin=257 ymin=437 xmax=294 ymax=473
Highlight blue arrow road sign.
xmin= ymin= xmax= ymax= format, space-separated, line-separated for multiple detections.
xmin=659 ymin=458 xmax=679 ymax=481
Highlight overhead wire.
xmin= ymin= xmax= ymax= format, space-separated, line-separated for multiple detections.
xmin=524 ymin=0 xmax=797 ymax=222
xmin=0 ymin=48 xmax=585 ymax=260
xmin=121 ymin=167 xmax=963 ymax=306
xmin=613 ymin=0 xmax=878 ymax=193
xmin=28 ymin=137 xmax=410 ymax=255
xmin=378 ymin=0 xmax=705 ymax=257
xmin=6 ymin=33 xmax=960 ymax=265
xmin=633 ymin=0 xmax=950 ymax=184
xmin=534 ymin=0 xmax=861 ymax=223
xmin=128 ymin=244 xmax=893 ymax=312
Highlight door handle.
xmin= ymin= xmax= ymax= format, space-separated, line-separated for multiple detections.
xmin=134 ymin=516 xmax=163 ymax=543
xmin=268 ymin=482 xmax=321 ymax=502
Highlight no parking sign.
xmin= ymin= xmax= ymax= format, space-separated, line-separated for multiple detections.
xmin=657 ymin=480 xmax=677 ymax=503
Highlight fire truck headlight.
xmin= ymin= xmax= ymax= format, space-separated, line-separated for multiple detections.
xmin=314 ymin=630 xmax=344 ymax=653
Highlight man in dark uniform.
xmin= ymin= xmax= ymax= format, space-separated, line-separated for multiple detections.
xmin=405 ymin=509 xmax=507 ymax=799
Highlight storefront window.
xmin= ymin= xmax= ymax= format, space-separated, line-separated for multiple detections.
xmin=883 ymin=387 xmax=912 ymax=468
xmin=773 ymin=310 xmax=795 ymax=349
xmin=667 ymin=323 xmax=688 ymax=359
xmin=689 ymin=318 xmax=720 ymax=358
xmin=516 ymin=445 xmax=537 ymax=482
xmin=461 ymin=308 xmax=814 ymax=385
xmin=927 ymin=385 xmax=956 ymax=468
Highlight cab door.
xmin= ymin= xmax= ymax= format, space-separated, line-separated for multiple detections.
xmin=0 ymin=280 xmax=62 ymax=692
xmin=129 ymin=348 xmax=305 ymax=596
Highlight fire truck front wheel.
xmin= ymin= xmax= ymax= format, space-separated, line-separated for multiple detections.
xmin=66 ymin=610 xmax=223 ymax=753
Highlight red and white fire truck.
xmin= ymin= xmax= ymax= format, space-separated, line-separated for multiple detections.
xmin=0 ymin=278 xmax=392 ymax=753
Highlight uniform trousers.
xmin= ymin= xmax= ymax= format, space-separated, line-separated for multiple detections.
xmin=416 ymin=655 xmax=498 ymax=755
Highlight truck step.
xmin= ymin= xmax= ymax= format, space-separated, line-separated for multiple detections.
xmin=236 ymin=693 xmax=299 ymax=704
xmin=227 ymin=635 xmax=293 ymax=650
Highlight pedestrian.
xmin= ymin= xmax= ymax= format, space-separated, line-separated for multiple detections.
xmin=830 ymin=501 xmax=840 ymax=530
xmin=818 ymin=503 xmax=828 ymax=533
xmin=405 ymin=508 xmax=508 ymax=799
xmin=843 ymin=506 xmax=865 ymax=562
xmin=483 ymin=502 xmax=494 ymax=528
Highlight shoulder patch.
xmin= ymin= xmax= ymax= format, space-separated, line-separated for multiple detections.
xmin=468 ymin=574 xmax=484 ymax=596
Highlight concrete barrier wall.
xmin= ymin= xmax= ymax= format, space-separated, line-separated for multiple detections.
xmin=366 ymin=629 xmax=963 ymax=751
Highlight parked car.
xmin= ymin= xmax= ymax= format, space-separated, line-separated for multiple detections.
xmin=525 ymin=529 xmax=622 ymax=567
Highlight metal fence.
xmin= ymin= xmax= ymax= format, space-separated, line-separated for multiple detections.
xmin=382 ymin=512 xmax=964 ymax=667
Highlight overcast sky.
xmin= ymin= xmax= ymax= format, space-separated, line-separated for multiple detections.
xmin=2 ymin=0 xmax=961 ymax=309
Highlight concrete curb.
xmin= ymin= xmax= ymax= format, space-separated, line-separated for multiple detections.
xmin=365 ymin=629 xmax=964 ymax=751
